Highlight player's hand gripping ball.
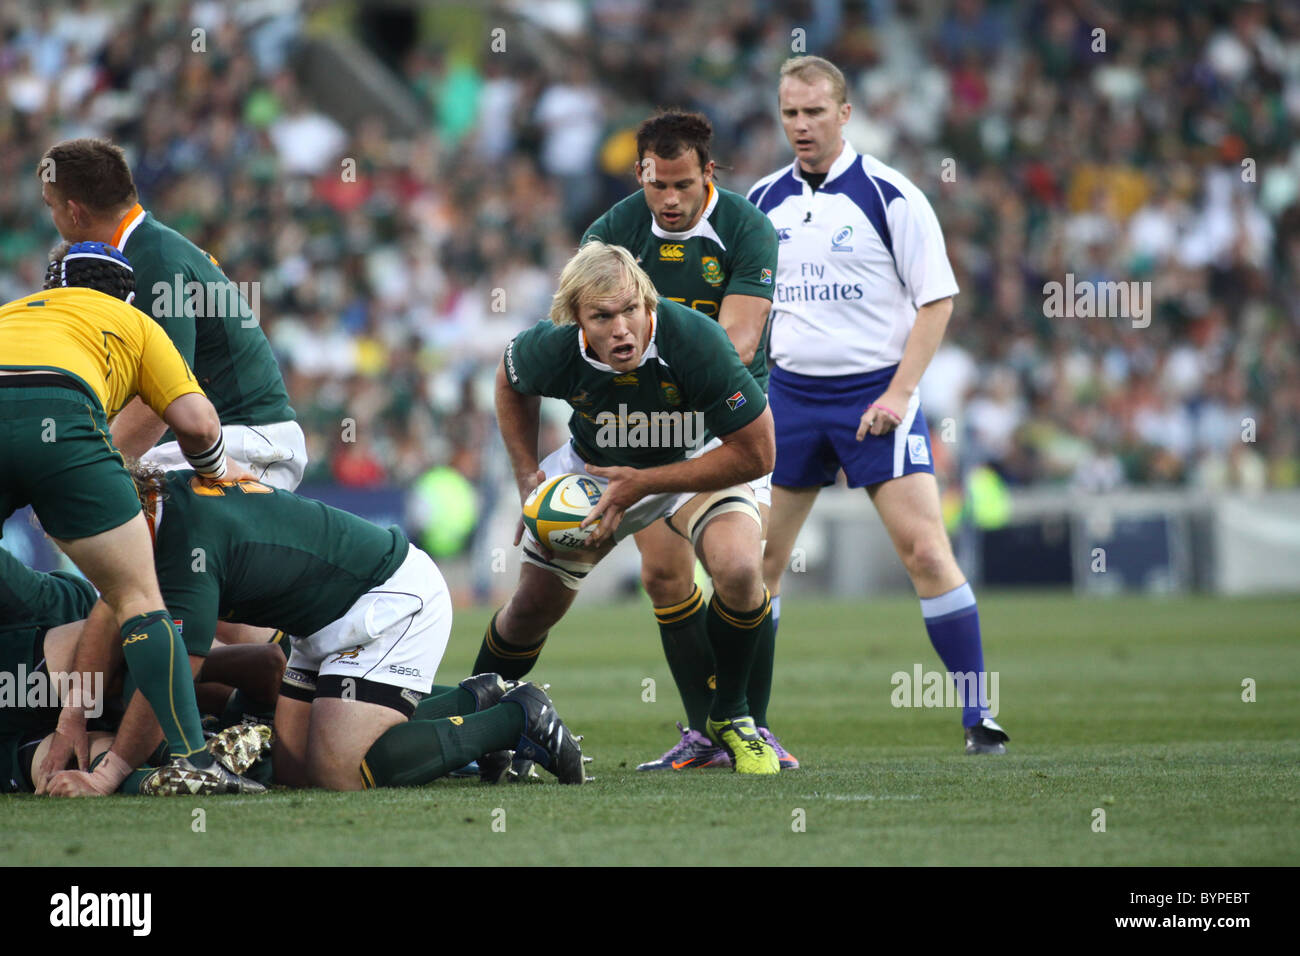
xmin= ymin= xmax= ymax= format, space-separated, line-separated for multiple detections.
xmin=522 ymin=474 xmax=603 ymax=550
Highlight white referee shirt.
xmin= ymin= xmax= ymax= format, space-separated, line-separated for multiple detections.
xmin=747 ymin=141 xmax=959 ymax=376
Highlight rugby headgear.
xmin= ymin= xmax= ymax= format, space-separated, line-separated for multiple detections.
xmin=43 ymin=240 xmax=136 ymax=304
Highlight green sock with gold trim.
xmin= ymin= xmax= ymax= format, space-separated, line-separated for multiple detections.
xmin=360 ymin=705 xmax=525 ymax=788
xmin=471 ymin=610 xmax=546 ymax=680
xmin=705 ymin=589 xmax=772 ymax=722
xmin=119 ymin=610 xmax=213 ymax=768
xmin=654 ymin=585 xmax=715 ymax=731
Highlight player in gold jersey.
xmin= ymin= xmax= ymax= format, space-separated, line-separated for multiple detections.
xmin=0 ymin=241 xmax=261 ymax=795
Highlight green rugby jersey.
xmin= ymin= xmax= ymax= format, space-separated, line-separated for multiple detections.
xmin=150 ymin=471 xmax=408 ymax=655
xmin=0 ymin=547 xmax=96 ymax=633
xmin=504 ymin=298 xmax=766 ymax=469
xmin=582 ymin=183 xmax=778 ymax=390
xmin=121 ymin=209 xmax=294 ymax=427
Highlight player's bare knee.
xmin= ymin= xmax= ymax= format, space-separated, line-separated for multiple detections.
xmin=707 ymin=555 xmax=764 ymax=609
xmin=903 ymin=535 xmax=955 ymax=583
xmin=504 ymin=580 xmax=570 ymax=638
xmin=641 ymin=562 xmax=694 ymax=606
xmin=307 ymin=697 xmax=402 ymax=791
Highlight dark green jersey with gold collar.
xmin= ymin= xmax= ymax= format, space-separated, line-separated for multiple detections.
xmin=582 ymin=184 xmax=778 ymax=391
xmin=151 ymin=471 xmax=407 ymax=655
xmin=504 ymin=298 xmax=765 ymax=468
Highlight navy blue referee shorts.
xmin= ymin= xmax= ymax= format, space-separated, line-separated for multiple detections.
xmin=768 ymin=363 xmax=935 ymax=489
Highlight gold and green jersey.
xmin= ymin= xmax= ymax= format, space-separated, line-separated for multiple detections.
xmin=504 ymin=298 xmax=766 ymax=468
xmin=0 ymin=286 xmax=204 ymax=418
xmin=150 ymin=471 xmax=408 ymax=655
xmin=582 ymin=183 xmax=778 ymax=390
xmin=116 ymin=205 xmax=295 ymax=427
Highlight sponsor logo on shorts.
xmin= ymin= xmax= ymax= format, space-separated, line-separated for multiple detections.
xmin=659 ymin=243 xmax=685 ymax=261
xmin=725 ymin=391 xmax=747 ymax=411
xmin=701 ymin=256 xmax=725 ymax=286
xmin=449 ymin=715 xmax=464 ymax=726
xmin=400 ymin=688 xmax=422 ymax=709
xmin=284 ymin=668 xmax=315 ymax=690
xmin=388 ymin=665 xmax=421 ymax=677
xmin=831 ymin=225 xmax=854 ymax=252
xmin=908 ymin=434 xmax=930 ymax=465
xmin=329 ymin=645 xmax=364 ymax=664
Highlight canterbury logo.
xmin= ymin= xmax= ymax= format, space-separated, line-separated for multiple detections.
xmin=449 ymin=716 xmax=464 ymax=726
xmin=122 ymin=633 xmax=149 ymax=645
xmin=659 ymin=243 xmax=685 ymax=260
xmin=612 ymin=373 xmax=638 ymax=385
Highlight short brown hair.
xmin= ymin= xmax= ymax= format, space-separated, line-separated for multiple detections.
xmin=551 ymin=242 xmax=658 ymax=327
xmin=635 ymin=110 xmax=713 ymax=170
xmin=39 ymin=138 xmax=138 ymax=213
xmin=779 ymin=56 xmax=848 ymax=106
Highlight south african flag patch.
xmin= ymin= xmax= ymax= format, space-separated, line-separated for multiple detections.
xmin=726 ymin=391 xmax=746 ymax=411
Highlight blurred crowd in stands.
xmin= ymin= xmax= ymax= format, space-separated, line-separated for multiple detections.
xmin=2 ymin=0 xmax=1298 ymax=494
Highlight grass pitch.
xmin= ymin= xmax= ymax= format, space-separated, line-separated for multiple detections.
xmin=2 ymin=592 xmax=1297 ymax=867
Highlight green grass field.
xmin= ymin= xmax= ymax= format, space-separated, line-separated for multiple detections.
xmin=3 ymin=591 xmax=1297 ymax=866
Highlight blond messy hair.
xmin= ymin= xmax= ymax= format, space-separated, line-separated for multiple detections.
xmin=779 ymin=55 xmax=848 ymax=106
xmin=124 ymin=457 xmax=169 ymax=508
xmin=550 ymin=241 xmax=658 ymax=327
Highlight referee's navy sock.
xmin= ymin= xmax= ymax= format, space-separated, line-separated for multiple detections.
xmin=920 ymin=583 xmax=989 ymax=728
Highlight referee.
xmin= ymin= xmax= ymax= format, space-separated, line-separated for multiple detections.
xmin=749 ymin=56 xmax=1008 ymax=753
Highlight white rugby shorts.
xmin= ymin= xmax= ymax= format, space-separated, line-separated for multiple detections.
xmin=520 ymin=438 xmax=771 ymax=588
xmin=143 ymin=420 xmax=307 ymax=490
xmin=284 ymin=544 xmax=451 ymax=698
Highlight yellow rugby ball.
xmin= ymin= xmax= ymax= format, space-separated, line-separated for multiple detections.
xmin=522 ymin=474 xmax=603 ymax=550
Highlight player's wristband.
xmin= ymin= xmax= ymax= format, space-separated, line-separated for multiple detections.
xmin=88 ymin=751 xmax=132 ymax=795
xmin=869 ymin=402 xmax=902 ymax=423
xmin=185 ymin=433 xmax=228 ymax=479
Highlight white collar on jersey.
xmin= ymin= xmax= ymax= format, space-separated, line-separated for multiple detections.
xmin=111 ymin=204 xmax=148 ymax=251
xmin=577 ymin=310 xmax=660 ymax=373
xmin=790 ymin=139 xmax=859 ymax=188
xmin=648 ymin=183 xmax=726 ymax=250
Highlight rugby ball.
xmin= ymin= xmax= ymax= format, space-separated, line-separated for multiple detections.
xmin=522 ymin=474 xmax=603 ymax=550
